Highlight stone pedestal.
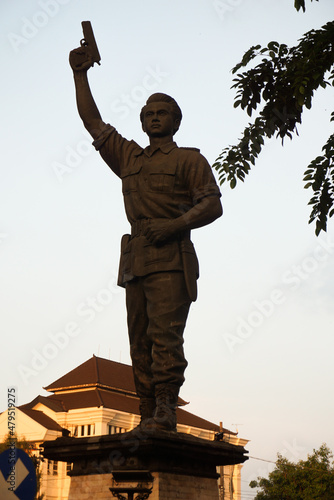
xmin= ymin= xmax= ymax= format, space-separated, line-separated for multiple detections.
xmin=42 ymin=429 xmax=248 ymax=500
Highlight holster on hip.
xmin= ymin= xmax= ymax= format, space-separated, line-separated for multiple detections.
xmin=180 ymin=239 xmax=199 ymax=302
xmin=117 ymin=234 xmax=132 ymax=287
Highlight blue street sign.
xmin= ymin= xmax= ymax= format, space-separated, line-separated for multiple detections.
xmin=0 ymin=448 xmax=37 ymax=500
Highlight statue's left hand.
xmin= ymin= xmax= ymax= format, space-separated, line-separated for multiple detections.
xmin=143 ymin=220 xmax=175 ymax=245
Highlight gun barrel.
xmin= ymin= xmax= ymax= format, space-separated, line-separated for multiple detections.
xmin=81 ymin=21 xmax=101 ymax=65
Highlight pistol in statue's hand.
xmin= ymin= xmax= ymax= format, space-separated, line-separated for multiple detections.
xmin=69 ymin=21 xmax=101 ymax=72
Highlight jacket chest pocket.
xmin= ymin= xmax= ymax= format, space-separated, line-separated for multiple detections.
xmin=148 ymin=164 xmax=177 ymax=193
xmin=121 ymin=164 xmax=142 ymax=195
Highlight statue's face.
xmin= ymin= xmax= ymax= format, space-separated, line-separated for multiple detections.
xmin=142 ymin=102 xmax=180 ymax=138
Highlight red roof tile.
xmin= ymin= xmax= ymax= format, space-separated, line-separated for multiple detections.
xmin=177 ymin=408 xmax=220 ymax=432
xmin=44 ymin=355 xmax=137 ymax=395
xmin=21 ymin=395 xmax=66 ymax=413
xmin=47 ymin=388 xmax=139 ymax=414
xmin=20 ymin=408 xmax=64 ymax=432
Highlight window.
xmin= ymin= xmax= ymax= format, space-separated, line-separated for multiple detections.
xmin=73 ymin=424 xmax=95 ymax=437
xmin=108 ymin=425 xmax=127 ymax=435
xmin=53 ymin=461 xmax=58 ymax=476
xmin=86 ymin=424 xmax=95 ymax=435
xmin=47 ymin=460 xmax=58 ymax=476
xmin=66 ymin=462 xmax=73 ymax=474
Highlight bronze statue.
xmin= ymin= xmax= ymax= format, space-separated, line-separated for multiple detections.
xmin=69 ymin=24 xmax=222 ymax=432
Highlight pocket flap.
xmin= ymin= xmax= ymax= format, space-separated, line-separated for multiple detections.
xmin=148 ymin=163 xmax=177 ymax=175
xmin=121 ymin=163 xmax=142 ymax=178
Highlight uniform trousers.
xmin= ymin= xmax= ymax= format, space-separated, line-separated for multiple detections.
xmin=125 ymin=270 xmax=191 ymax=399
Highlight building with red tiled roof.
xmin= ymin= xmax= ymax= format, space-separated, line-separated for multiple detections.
xmin=44 ymin=355 xmax=138 ymax=395
xmin=0 ymin=355 xmax=248 ymax=499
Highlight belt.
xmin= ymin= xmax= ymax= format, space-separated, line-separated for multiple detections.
xmin=130 ymin=219 xmax=190 ymax=240
xmin=131 ymin=219 xmax=162 ymax=238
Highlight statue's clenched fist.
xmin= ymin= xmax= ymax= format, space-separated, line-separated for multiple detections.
xmin=69 ymin=47 xmax=94 ymax=72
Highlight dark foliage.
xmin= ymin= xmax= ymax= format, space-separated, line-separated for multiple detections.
xmin=214 ymin=2 xmax=334 ymax=235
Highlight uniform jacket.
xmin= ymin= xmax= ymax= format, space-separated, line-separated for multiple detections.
xmin=93 ymin=124 xmax=221 ymax=300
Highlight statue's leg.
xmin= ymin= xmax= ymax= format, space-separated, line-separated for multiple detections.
xmin=143 ymin=271 xmax=191 ymax=431
xmin=145 ymin=271 xmax=190 ymax=387
xmin=126 ymin=278 xmax=154 ymax=403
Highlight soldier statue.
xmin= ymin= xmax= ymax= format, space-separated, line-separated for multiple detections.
xmin=69 ymin=39 xmax=222 ymax=432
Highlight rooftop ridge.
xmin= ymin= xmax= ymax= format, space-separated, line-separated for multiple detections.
xmin=46 ymin=383 xmax=137 ymax=396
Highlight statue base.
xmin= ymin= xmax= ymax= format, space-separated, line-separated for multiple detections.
xmin=42 ymin=428 xmax=248 ymax=500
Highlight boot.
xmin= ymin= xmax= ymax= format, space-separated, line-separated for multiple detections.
xmin=143 ymin=384 xmax=179 ymax=432
xmin=138 ymin=397 xmax=156 ymax=427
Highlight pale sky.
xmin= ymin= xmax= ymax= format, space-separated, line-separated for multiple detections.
xmin=1 ymin=1 xmax=334 ymax=498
